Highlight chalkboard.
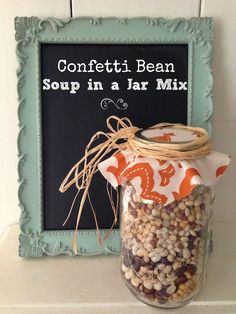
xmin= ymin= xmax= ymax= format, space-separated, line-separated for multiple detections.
xmin=41 ymin=43 xmax=188 ymax=230
xmin=16 ymin=17 xmax=213 ymax=257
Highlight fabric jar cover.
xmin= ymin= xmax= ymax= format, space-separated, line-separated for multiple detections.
xmin=98 ymin=126 xmax=230 ymax=205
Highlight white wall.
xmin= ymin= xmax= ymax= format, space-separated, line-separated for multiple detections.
xmin=0 ymin=0 xmax=235 ymax=234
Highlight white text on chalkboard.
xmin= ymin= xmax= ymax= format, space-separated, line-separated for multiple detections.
xmin=57 ymin=59 xmax=175 ymax=73
xmin=42 ymin=78 xmax=187 ymax=93
xmin=42 ymin=58 xmax=187 ymax=95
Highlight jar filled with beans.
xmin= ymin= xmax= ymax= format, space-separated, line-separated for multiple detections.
xmin=120 ymin=184 xmax=214 ymax=308
xmin=97 ymin=121 xmax=229 ymax=308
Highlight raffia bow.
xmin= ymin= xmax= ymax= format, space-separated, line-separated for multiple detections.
xmin=59 ymin=116 xmax=211 ymax=254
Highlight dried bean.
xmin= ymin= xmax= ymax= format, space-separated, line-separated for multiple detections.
xmin=182 ymin=248 xmax=191 ymax=259
xmin=154 ymin=281 xmax=162 ymax=291
xmin=143 ymin=280 xmax=154 ymax=290
xmin=175 ymin=275 xmax=188 ymax=286
xmin=186 ymin=264 xmax=197 ymax=275
xmin=166 ymin=284 xmax=176 ymax=295
xmin=125 ymin=269 xmax=134 ymax=280
xmin=131 ymin=276 xmax=142 ymax=287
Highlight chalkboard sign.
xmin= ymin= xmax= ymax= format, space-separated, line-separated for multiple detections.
xmin=41 ymin=43 xmax=188 ymax=230
xmin=16 ymin=17 xmax=213 ymax=257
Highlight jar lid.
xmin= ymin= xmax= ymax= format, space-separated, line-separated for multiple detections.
xmin=135 ymin=124 xmax=200 ymax=145
xmin=134 ymin=123 xmax=209 ymax=155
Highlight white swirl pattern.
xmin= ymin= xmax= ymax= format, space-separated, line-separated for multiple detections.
xmin=100 ymin=98 xmax=128 ymax=110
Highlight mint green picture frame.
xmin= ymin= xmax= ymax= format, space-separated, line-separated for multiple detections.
xmin=15 ymin=17 xmax=213 ymax=257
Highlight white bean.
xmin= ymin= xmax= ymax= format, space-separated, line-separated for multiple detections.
xmin=182 ymin=248 xmax=191 ymax=259
xmin=143 ymin=280 xmax=153 ymax=290
xmin=125 ymin=269 xmax=134 ymax=280
xmin=131 ymin=276 xmax=142 ymax=287
xmin=154 ymin=281 xmax=162 ymax=291
xmin=167 ymin=284 xmax=176 ymax=295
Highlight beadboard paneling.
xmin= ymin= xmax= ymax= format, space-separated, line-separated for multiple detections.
xmin=72 ymin=0 xmax=200 ymax=17
xmin=201 ymin=0 xmax=236 ymax=122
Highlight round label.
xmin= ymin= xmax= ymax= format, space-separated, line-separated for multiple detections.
xmin=136 ymin=126 xmax=200 ymax=144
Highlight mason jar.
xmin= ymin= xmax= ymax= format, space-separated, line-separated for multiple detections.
xmin=95 ymin=120 xmax=229 ymax=308
xmin=120 ymin=183 xmax=214 ymax=308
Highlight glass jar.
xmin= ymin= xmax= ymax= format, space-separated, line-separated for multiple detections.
xmin=120 ymin=183 xmax=214 ymax=308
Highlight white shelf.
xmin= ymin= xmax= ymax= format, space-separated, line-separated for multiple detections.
xmin=0 ymin=224 xmax=236 ymax=314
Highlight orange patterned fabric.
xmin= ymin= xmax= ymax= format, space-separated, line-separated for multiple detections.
xmin=159 ymin=164 xmax=176 ymax=186
xmin=122 ymin=163 xmax=167 ymax=203
xmin=98 ymin=150 xmax=230 ymax=205
xmin=172 ymin=168 xmax=200 ymax=200
xmin=216 ymin=165 xmax=228 ymax=177
xmin=107 ymin=152 xmax=129 ymax=184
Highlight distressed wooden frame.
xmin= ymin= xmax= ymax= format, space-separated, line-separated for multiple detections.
xmin=15 ymin=17 xmax=213 ymax=257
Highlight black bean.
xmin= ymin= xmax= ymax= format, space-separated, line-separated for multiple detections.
xmin=160 ymin=256 xmax=172 ymax=265
xmin=132 ymin=263 xmax=140 ymax=272
xmin=156 ymin=287 xmax=169 ymax=298
xmin=143 ymin=287 xmax=155 ymax=298
xmin=175 ymin=275 xmax=188 ymax=286
xmin=188 ymin=242 xmax=195 ymax=250
xmin=123 ymin=256 xmax=130 ymax=267
xmin=181 ymin=214 xmax=188 ymax=221
xmin=179 ymin=265 xmax=188 ymax=272
xmin=133 ymin=256 xmax=145 ymax=271
xmin=123 ymin=248 xmax=134 ymax=267
xmin=186 ymin=263 xmax=197 ymax=275
xmin=189 ymin=235 xmax=196 ymax=243
xmin=149 ymin=261 xmax=157 ymax=269
xmin=165 ymin=205 xmax=173 ymax=213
